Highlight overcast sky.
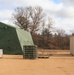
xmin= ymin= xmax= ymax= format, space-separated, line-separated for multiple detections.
xmin=0 ymin=0 xmax=74 ymax=34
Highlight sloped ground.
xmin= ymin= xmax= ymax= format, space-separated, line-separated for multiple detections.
xmin=0 ymin=50 xmax=74 ymax=75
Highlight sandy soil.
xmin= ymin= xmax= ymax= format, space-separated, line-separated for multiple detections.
xmin=0 ymin=50 xmax=74 ymax=75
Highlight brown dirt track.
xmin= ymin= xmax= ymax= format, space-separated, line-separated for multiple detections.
xmin=0 ymin=50 xmax=74 ymax=75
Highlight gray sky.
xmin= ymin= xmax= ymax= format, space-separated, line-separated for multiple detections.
xmin=0 ymin=0 xmax=74 ymax=34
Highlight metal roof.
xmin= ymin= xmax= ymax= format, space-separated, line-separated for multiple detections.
xmin=16 ymin=28 xmax=34 ymax=50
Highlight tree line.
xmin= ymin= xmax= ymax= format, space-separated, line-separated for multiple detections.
xmin=12 ymin=6 xmax=70 ymax=50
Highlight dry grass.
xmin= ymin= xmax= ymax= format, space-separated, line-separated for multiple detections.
xmin=0 ymin=50 xmax=74 ymax=75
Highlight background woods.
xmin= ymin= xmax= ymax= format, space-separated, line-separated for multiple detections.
xmin=13 ymin=6 xmax=70 ymax=50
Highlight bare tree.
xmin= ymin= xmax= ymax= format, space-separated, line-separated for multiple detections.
xmin=55 ymin=29 xmax=66 ymax=49
xmin=56 ymin=29 xmax=65 ymax=37
xmin=29 ymin=6 xmax=45 ymax=34
xmin=40 ymin=18 xmax=53 ymax=48
xmin=13 ymin=7 xmax=30 ymax=30
xmin=47 ymin=17 xmax=54 ymax=35
xmin=12 ymin=6 xmax=45 ymax=33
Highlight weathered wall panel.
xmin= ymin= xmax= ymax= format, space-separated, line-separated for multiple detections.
xmin=70 ymin=36 xmax=74 ymax=55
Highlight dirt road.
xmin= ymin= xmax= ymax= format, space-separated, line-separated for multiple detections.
xmin=0 ymin=54 xmax=74 ymax=75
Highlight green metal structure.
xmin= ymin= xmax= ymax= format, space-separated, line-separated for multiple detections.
xmin=23 ymin=45 xmax=37 ymax=59
xmin=0 ymin=22 xmax=34 ymax=55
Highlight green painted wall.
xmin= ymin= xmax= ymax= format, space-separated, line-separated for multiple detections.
xmin=0 ymin=22 xmax=34 ymax=55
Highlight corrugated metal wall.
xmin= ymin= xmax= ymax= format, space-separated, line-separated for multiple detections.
xmin=0 ymin=22 xmax=34 ymax=55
